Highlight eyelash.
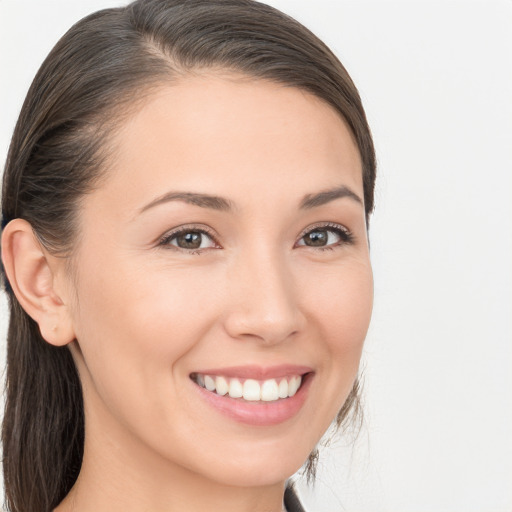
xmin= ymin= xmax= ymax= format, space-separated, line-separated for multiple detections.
xmin=158 ymin=222 xmax=354 ymax=255
xmin=297 ymin=222 xmax=354 ymax=252
xmin=158 ymin=225 xmax=220 ymax=255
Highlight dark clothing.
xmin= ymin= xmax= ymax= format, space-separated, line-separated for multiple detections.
xmin=284 ymin=485 xmax=306 ymax=512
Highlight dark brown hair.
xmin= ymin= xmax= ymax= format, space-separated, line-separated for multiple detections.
xmin=1 ymin=1 xmax=376 ymax=510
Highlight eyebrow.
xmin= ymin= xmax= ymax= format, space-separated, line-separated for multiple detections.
xmin=299 ymin=185 xmax=363 ymax=209
xmin=139 ymin=185 xmax=363 ymax=214
xmin=140 ymin=191 xmax=234 ymax=213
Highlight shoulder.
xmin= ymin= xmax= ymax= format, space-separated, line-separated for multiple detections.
xmin=284 ymin=483 xmax=306 ymax=512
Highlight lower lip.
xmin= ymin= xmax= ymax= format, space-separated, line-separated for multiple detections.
xmin=192 ymin=373 xmax=313 ymax=426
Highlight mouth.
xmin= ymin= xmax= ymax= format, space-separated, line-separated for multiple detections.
xmin=189 ymin=366 xmax=314 ymax=426
xmin=190 ymin=372 xmax=305 ymax=402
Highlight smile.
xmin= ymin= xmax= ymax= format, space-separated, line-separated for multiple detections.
xmin=190 ymin=366 xmax=314 ymax=426
xmin=191 ymin=373 xmax=302 ymax=402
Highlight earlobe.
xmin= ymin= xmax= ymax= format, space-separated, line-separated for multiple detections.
xmin=1 ymin=219 xmax=76 ymax=346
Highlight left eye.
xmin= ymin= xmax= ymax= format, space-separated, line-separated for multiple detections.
xmin=161 ymin=229 xmax=217 ymax=251
xmin=296 ymin=225 xmax=352 ymax=249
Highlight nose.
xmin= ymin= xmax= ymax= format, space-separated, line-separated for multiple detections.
xmin=223 ymin=249 xmax=304 ymax=345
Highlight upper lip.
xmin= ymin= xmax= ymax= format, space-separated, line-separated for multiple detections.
xmin=191 ymin=364 xmax=313 ymax=380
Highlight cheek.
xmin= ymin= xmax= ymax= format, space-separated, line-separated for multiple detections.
xmin=311 ymin=258 xmax=373 ymax=352
xmin=307 ymin=258 xmax=373 ymax=410
xmin=68 ymin=257 xmax=229 ymax=463
xmin=69 ymin=257 xmax=221 ymax=409
xmin=74 ymin=257 xmax=214 ymax=349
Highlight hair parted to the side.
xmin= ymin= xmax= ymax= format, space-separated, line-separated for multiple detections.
xmin=1 ymin=1 xmax=376 ymax=510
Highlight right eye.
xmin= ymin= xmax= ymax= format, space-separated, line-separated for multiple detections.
xmin=159 ymin=226 xmax=220 ymax=254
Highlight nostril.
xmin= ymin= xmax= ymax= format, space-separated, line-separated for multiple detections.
xmin=223 ymin=311 xmax=303 ymax=346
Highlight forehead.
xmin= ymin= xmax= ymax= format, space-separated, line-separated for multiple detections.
xmin=89 ymin=73 xmax=363 ymax=217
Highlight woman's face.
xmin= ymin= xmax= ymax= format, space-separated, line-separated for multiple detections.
xmin=64 ymin=73 xmax=373 ymax=487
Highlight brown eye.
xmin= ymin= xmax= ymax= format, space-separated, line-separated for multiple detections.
xmin=302 ymin=229 xmax=329 ymax=247
xmin=297 ymin=224 xmax=353 ymax=250
xmin=161 ymin=228 xmax=218 ymax=252
xmin=175 ymin=231 xmax=203 ymax=249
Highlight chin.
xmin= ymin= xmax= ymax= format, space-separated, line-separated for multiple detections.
xmin=187 ymin=437 xmax=313 ymax=488
xmin=205 ymin=457 xmax=306 ymax=488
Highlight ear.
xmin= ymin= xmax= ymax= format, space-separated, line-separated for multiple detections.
xmin=1 ymin=219 xmax=76 ymax=346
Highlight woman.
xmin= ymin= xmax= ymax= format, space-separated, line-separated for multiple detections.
xmin=0 ymin=0 xmax=376 ymax=511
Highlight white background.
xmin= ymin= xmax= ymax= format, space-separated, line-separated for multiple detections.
xmin=1 ymin=1 xmax=511 ymax=511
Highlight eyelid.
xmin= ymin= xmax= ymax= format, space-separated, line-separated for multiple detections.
xmin=295 ymin=221 xmax=354 ymax=249
xmin=157 ymin=221 xmax=353 ymax=253
xmin=158 ymin=224 xmax=221 ymax=251
xmin=297 ymin=221 xmax=350 ymax=238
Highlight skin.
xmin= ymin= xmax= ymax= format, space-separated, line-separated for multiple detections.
xmin=3 ymin=73 xmax=373 ymax=512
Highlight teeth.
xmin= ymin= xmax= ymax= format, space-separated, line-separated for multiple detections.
xmin=243 ymin=379 xmax=261 ymax=401
xmin=204 ymin=375 xmax=215 ymax=392
xmin=215 ymin=376 xmax=229 ymax=396
xmin=194 ymin=374 xmax=303 ymax=401
xmin=228 ymin=378 xmax=243 ymax=398
xmin=261 ymin=379 xmax=279 ymax=401
xmin=289 ymin=376 xmax=301 ymax=396
xmin=278 ymin=378 xmax=288 ymax=399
